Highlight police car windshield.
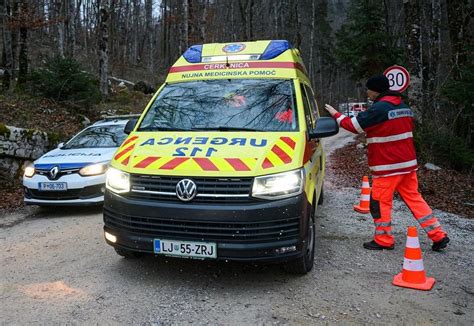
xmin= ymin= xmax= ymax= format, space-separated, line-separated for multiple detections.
xmin=138 ymin=79 xmax=298 ymax=132
xmin=62 ymin=125 xmax=127 ymax=149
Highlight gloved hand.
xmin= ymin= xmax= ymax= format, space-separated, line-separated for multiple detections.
xmin=324 ymin=104 xmax=338 ymax=117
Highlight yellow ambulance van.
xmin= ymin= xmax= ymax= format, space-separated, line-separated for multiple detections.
xmin=103 ymin=40 xmax=338 ymax=274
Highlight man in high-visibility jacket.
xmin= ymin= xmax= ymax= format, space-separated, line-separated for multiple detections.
xmin=325 ymin=74 xmax=450 ymax=251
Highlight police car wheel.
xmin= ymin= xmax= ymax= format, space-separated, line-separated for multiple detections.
xmin=284 ymin=200 xmax=315 ymax=274
xmin=114 ymin=247 xmax=143 ymax=259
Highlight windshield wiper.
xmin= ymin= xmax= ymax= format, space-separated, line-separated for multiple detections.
xmin=191 ymin=126 xmax=262 ymax=132
xmin=138 ymin=126 xmax=193 ymax=131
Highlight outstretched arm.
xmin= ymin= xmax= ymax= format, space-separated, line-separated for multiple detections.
xmin=324 ymin=104 xmax=364 ymax=134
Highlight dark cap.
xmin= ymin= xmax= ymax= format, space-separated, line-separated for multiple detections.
xmin=366 ymin=74 xmax=390 ymax=93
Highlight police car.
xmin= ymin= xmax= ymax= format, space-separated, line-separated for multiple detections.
xmin=23 ymin=116 xmax=134 ymax=206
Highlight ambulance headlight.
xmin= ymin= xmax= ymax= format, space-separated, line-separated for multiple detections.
xmin=106 ymin=167 xmax=130 ymax=193
xmin=252 ymin=169 xmax=304 ymax=200
xmin=79 ymin=162 xmax=109 ymax=176
xmin=24 ymin=164 xmax=35 ymax=178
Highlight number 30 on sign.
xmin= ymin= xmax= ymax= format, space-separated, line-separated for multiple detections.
xmin=384 ymin=65 xmax=410 ymax=92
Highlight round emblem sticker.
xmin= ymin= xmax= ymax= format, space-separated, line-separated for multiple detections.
xmin=222 ymin=43 xmax=246 ymax=53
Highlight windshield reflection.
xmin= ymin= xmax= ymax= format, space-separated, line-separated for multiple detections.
xmin=62 ymin=125 xmax=127 ymax=149
xmin=139 ymin=79 xmax=298 ymax=132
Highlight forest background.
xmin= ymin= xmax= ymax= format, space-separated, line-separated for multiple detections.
xmin=1 ymin=0 xmax=472 ymax=171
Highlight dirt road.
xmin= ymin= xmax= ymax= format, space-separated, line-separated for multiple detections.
xmin=1 ymin=130 xmax=473 ymax=325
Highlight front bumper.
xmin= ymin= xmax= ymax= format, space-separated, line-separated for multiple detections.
xmin=103 ymin=191 xmax=311 ymax=262
xmin=23 ymin=173 xmax=106 ymax=206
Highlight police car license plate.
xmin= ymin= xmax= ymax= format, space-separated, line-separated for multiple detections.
xmin=154 ymin=239 xmax=217 ymax=259
xmin=38 ymin=182 xmax=67 ymax=191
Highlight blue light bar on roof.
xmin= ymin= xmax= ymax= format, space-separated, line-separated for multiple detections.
xmin=260 ymin=40 xmax=292 ymax=60
xmin=183 ymin=45 xmax=203 ymax=63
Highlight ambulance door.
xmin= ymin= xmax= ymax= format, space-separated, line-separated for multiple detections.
xmin=300 ymin=83 xmax=322 ymax=205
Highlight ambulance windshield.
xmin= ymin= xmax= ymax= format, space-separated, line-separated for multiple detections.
xmin=138 ymin=79 xmax=298 ymax=132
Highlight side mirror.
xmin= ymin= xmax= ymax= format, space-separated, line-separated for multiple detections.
xmin=57 ymin=142 xmax=64 ymax=149
xmin=310 ymin=117 xmax=339 ymax=139
xmin=124 ymin=118 xmax=138 ymax=135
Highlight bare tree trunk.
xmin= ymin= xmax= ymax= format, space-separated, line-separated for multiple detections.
xmin=293 ymin=0 xmax=301 ymax=48
xmin=430 ymin=0 xmax=441 ymax=112
xmin=200 ymin=0 xmax=206 ymax=42
xmin=180 ymin=0 xmax=189 ymax=53
xmin=145 ymin=0 xmax=153 ymax=71
xmin=57 ymin=0 xmax=65 ymax=57
xmin=245 ymin=0 xmax=254 ymax=40
xmin=132 ymin=0 xmax=139 ymax=64
xmin=309 ymin=0 xmax=315 ymax=84
xmin=99 ymin=0 xmax=110 ymax=99
xmin=17 ymin=2 xmax=28 ymax=85
xmin=65 ymin=0 xmax=76 ymax=57
xmin=1 ymin=0 xmax=13 ymax=90
xmin=404 ymin=0 xmax=423 ymax=119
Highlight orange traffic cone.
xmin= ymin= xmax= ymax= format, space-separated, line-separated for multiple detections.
xmin=392 ymin=226 xmax=435 ymax=291
xmin=354 ymin=176 xmax=370 ymax=214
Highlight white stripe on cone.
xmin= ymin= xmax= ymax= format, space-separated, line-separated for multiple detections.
xmin=360 ymin=194 xmax=370 ymax=201
xmin=406 ymin=236 xmax=420 ymax=249
xmin=362 ymin=182 xmax=370 ymax=188
xmin=403 ymin=258 xmax=425 ymax=272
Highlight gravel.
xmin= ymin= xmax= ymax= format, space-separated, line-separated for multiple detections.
xmin=1 ymin=130 xmax=473 ymax=324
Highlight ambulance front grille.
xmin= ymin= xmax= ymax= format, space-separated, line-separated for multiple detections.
xmin=126 ymin=174 xmax=254 ymax=204
xmin=104 ymin=208 xmax=300 ymax=243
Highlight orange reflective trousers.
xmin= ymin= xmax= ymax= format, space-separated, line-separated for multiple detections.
xmin=370 ymin=171 xmax=447 ymax=247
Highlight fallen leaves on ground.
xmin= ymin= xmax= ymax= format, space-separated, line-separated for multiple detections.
xmin=327 ymin=138 xmax=473 ymax=218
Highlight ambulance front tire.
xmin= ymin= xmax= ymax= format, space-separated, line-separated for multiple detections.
xmin=114 ymin=247 xmax=143 ymax=259
xmin=284 ymin=199 xmax=315 ymax=274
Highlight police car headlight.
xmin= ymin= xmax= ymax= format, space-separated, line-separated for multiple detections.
xmin=252 ymin=169 xmax=304 ymax=200
xmin=79 ymin=162 xmax=109 ymax=176
xmin=106 ymin=167 xmax=130 ymax=193
xmin=24 ymin=164 xmax=35 ymax=178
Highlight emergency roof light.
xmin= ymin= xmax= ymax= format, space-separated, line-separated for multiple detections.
xmin=202 ymin=55 xmax=260 ymax=62
xmin=183 ymin=44 xmax=203 ymax=63
xmin=182 ymin=40 xmax=293 ymax=64
xmin=260 ymin=40 xmax=292 ymax=60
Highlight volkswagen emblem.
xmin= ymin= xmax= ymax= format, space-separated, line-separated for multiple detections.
xmin=176 ymin=179 xmax=197 ymax=202
xmin=49 ymin=166 xmax=60 ymax=180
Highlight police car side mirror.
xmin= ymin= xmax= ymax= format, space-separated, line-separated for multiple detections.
xmin=57 ymin=142 xmax=64 ymax=149
xmin=124 ymin=118 xmax=138 ymax=135
xmin=310 ymin=117 xmax=339 ymax=139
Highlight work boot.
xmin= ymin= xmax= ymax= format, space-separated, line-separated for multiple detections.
xmin=432 ymin=236 xmax=450 ymax=252
xmin=363 ymin=240 xmax=394 ymax=250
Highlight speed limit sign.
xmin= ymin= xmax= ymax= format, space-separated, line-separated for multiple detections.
xmin=384 ymin=65 xmax=410 ymax=92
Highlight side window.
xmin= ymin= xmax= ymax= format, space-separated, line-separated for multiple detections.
xmin=300 ymin=84 xmax=315 ymax=131
xmin=304 ymin=85 xmax=319 ymax=121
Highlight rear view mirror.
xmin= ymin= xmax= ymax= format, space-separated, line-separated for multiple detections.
xmin=310 ymin=117 xmax=339 ymax=139
xmin=57 ymin=142 xmax=64 ymax=149
xmin=124 ymin=118 xmax=138 ymax=135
